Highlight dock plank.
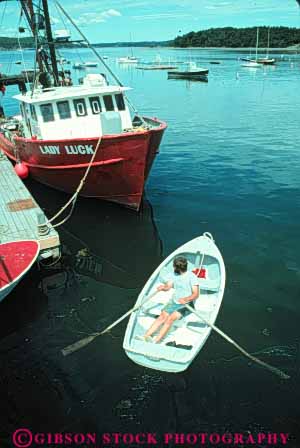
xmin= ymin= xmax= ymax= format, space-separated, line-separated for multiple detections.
xmin=0 ymin=153 xmax=60 ymax=258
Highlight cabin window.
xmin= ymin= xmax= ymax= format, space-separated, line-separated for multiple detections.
xmin=57 ymin=101 xmax=71 ymax=119
xmin=73 ymin=99 xmax=87 ymax=117
xmin=89 ymin=97 xmax=102 ymax=114
xmin=40 ymin=103 xmax=54 ymax=122
xmin=115 ymin=93 xmax=125 ymax=111
xmin=103 ymin=95 xmax=114 ymax=112
xmin=30 ymin=104 xmax=37 ymax=121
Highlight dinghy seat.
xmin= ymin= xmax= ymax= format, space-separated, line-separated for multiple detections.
xmin=130 ymin=339 xmax=194 ymax=364
xmin=172 ymin=301 xmax=215 ymax=330
xmin=140 ymin=289 xmax=174 ymax=315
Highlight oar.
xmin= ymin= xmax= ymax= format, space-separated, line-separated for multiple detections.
xmin=184 ymin=304 xmax=290 ymax=380
xmin=61 ymin=290 xmax=159 ymax=357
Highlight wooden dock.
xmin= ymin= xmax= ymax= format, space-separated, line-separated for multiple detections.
xmin=0 ymin=152 xmax=60 ymax=260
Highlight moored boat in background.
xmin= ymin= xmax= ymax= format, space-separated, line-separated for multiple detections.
xmin=256 ymin=57 xmax=276 ymax=65
xmin=256 ymin=28 xmax=276 ymax=65
xmin=72 ymin=62 xmax=86 ymax=69
xmin=117 ymin=56 xmax=139 ymax=64
xmin=241 ymin=28 xmax=262 ymax=68
xmin=241 ymin=60 xmax=261 ymax=68
xmin=168 ymin=61 xmax=209 ymax=80
xmin=83 ymin=61 xmax=98 ymax=67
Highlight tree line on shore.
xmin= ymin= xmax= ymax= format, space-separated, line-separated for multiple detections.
xmin=173 ymin=26 xmax=300 ymax=48
xmin=0 ymin=36 xmax=168 ymax=49
xmin=0 ymin=26 xmax=300 ymax=50
xmin=0 ymin=36 xmax=34 ymax=49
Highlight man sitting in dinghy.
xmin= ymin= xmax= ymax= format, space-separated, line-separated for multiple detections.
xmin=141 ymin=256 xmax=199 ymax=343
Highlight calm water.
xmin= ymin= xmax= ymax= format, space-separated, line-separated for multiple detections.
xmin=1 ymin=47 xmax=300 ymax=446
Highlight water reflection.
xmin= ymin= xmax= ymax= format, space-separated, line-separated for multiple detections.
xmin=167 ymin=76 xmax=208 ymax=84
xmin=27 ymin=179 xmax=162 ymax=288
xmin=0 ymin=178 xmax=163 ymax=346
xmin=0 ymin=179 xmax=165 ymax=434
xmin=0 ymin=269 xmax=48 ymax=338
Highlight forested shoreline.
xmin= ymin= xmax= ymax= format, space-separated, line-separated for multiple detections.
xmin=0 ymin=26 xmax=300 ymax=50
xmin=173 ymin=26 xmax=300 ymax=48
xmin=0 ymin=36 xmax=34 ymax=49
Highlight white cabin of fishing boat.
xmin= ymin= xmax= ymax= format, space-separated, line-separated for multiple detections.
xmin=13 ymin=74 xmax=133 ymax=140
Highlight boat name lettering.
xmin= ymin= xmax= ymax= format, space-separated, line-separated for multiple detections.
xmin=39 ymin=145 xmax=94 ymax=155
xmin=65 ymin=145 xmax=94 ymax=155
xmin=39 ymin=145 xmax=60 ymax=154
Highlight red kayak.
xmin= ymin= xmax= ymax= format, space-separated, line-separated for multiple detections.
xmin=0 ymin=240 xmax=40 ymax=303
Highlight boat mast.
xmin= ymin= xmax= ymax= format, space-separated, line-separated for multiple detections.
xmin=266 ymin=27 xmax=270 ymax=58
xmin=41 ymin=0 xmax=59 ymax=85
xmin=19 ymin=0 xmax=59 ymax=84
xmin=130 ymin=32 xmax=133 ymax=57
xmin=19 ymin=0 xmax=42 ymax=72
xmin=255 ymin=27 xmax=259 ymax=62
xmin=19 ymin=1 xmax=33 ymax=30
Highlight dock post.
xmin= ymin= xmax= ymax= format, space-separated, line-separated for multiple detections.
xmin=37 ymin=212 xmax=50 ymax=236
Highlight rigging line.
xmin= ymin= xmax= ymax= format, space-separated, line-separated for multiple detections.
xmin=52 ymin=3 xmax=69 ymax=68
xmin=7 ymin=27 xmax=20 ymax=75
xmin=52 ymin=2 xmax=84 ymax=66
xmin=3 ymin=4 xmax=21 ymax=76
xmin=54 ymin=0 xmax=123 ymax=85
xmin=0 ymin=0 xmax=7 ymax=33
xmin=31 ymin=0 xmax=45 ymax=96
xmin=54 ymin=0 xmax=143 ymax=120
xmin=31 ymin=0 xmax=45 ymax=93
xmin=31 ymin=25 xmax=39 ymax=96
xmin=53 ymin=1 xmax=68 ymax=31
xmin=17 ymin=10 xmax=30 ymax=84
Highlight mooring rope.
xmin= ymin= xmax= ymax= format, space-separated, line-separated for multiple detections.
xmin=38 ymin=135 xmax=102 ymax=230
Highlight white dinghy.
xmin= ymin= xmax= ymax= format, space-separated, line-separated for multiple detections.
xmin=123 ymin=232 xmax=225 ymax=372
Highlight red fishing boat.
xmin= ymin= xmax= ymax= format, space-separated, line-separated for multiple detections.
xmin=0 ymin=1 xmax=167 ymax=211
xmin=0 ymin=240 xmax=40 ymax=303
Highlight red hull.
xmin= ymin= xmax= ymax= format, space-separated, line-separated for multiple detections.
xmin=0 ymin=240 xmax=40 ymax=302
xmin=0 ymin=118 xmax=166 ymax=210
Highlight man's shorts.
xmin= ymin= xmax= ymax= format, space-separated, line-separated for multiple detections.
xmin=163 ymin=300 xmax=194 ymax=317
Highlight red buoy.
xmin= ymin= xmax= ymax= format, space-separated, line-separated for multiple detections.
xmin=14 ymin=162 xmax=29 ymax=179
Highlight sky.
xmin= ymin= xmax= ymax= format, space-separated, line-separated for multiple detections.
xmin=1 ymin=0 xmax=300 ymax=42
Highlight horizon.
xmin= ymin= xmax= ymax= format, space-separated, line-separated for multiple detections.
xmin=2 ymin=24 xmax=300 ymax=46
xmin=1 ymin=1 xmax=300 ymax=42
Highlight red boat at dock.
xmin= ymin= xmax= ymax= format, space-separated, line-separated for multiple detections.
xmin=0 ymin=1 xmax=167 ymax=211
xmin=0 ymin=240 xmax=40 ymax=303
xmin=0 ymin=114 xmax=166 ymax=210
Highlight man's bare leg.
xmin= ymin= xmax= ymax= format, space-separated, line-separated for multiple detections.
xmin=154 ymin=311 xmax=181 ymax=343
xmin=144 ymin=311 xmax=169 ymax=338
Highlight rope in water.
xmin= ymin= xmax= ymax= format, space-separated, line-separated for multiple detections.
xmin=185 ymin=304 xmax=290 ymax=380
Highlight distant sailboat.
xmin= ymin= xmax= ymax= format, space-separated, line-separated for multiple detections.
xmin=118 ymin=56 xmax=139 ymax=64
xmin=241 ymin=28 xmax=261 ymax=68
xmin=118 ymin=33 xmax=139 ymax=64
xmin=256 ymin=28 xmax=276 ymax=65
